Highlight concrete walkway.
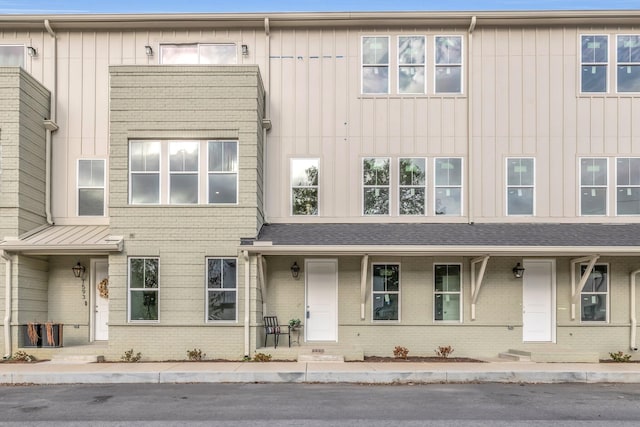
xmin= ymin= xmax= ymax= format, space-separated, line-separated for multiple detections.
xmin=2 ymin=360 xmax=640 ymax=385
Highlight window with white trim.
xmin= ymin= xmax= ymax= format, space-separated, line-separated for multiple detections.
xmin=398 ymin=36 xmax=426 ymax=94
xmin=435 ymin=36 xmax=462 ymax=93
xmin=581 ymin=35 xmax=608 ymax=93
xmin=128 ymin=257 xmax=159 ymax=322
xmin=170 ymin=141 xmax=198 ymax=204
xmin=580 ymin=158 xmax=607 ymax=215
xmin=506 ymin=158 xmax=534 ymax=216
xmin=580 ymin=264 xmax=608 ymax=322
xmin=616 ymin=157 xmax=640 ymax=215
xmin=362 ymin=36 xmax=390 ymax=94
xmin=159 ymin=43 xmax=237 ymax=64
xmin=434 ymin=157 xmax=462 ymax=216
xmin=372 ymin=264 xmax=399 ymax=321
xmin=206 ymin=258 xmax=237 ymax=322
xmin=291 ymin=158 xmax=319 ymax=215
xmin=0 ymin=45 xmax=24 ymax=67
xmin=399 ymin=158 xmax=426 ymax=215
xmin=617 ymin=35 xmax=640 ymax=92
xmin=78 ymin=159 xmax=105 ymax=216
xmin=363 ymin=157 xmax=390 ymax=215
xmin=208 ymin=141 xmax=238 ymax=204
xmin=434 ymin=264 xmax=461 ymax=322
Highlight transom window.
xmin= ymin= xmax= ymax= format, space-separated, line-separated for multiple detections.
xmin=399 ymin=158 xmax=426 ymax=215
xmin=0 ymin=45 xmax=24 ymax=67
xmin=159 ymin=43 xmax=237 ymax=64
xmin=77 ymin=159 xmax=105 ymax=216
xmin=506 ymin=158 xmax=535 ymax=216
xmin=580 ymin=158 xmax=607 ymax=216
xmin=129 ymin=140 xmax=238 ymax=205
xmin=435 ymin=36 xmax=462 ymax=93
xmin=291 ymin=158 xmax=319 ymax=215
xmin=580 ymin=264 xmax=608 ymax=322
xmin=398 ymin=36 xmax=426 ymax=94
xmin=581 ymin=35 xmax=608 ymax=93
xmin=434 ymin=157 xmax=462 ymax=216
xmin=363 ymin=158 xmax=390 ymax=215
xmin=128 ymin=257 xmax=159 ymax=322
xmin=206 ymin=258 xmax=237 ymax=322
xmin=617 ymin=35 xmax=640 ymax=92
xmin=362 ymin=36 xmax=390 ymax=94
xmin=372 ymin=264 xmax=399 ymax=321
xmin=616 ymin=157 xmax=640 ymax=215
xmin=434 ymin=264 xmax=462 ymax=322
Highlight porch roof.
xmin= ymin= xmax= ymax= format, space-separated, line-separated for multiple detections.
xmin=0 ymin=225 xmax=123 ymax=255
xmin=240 ymin=223 xmax=640 ymax=256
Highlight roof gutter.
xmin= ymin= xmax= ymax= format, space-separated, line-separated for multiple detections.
xmin=1 ymin=250 xmax=13 ymax=359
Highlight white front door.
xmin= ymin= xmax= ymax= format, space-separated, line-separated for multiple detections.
xmin=522 ymin=259 xmax=555 ymax=342
xmin=305 ymin=259 xmax=338 ymax=342
xmin=93 ymin=259 xmax=109 ymax=341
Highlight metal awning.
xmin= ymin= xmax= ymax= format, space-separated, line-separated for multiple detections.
xmin=0 ymin=225 xmax=123 ymax=255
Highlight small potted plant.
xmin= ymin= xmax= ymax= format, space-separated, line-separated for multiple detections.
xmin=288 ymin=318 xmax=301 ymax=330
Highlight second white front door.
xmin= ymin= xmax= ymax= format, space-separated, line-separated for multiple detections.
xmin=522 ymin=259 xmax=555 ymax=342
xmin=305 ymin=259 xmax=338 ymax=342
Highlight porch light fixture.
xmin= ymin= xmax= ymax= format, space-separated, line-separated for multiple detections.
xmin=241 ymin=44 xmax=249 ymax=56
xmin=72 ymin=262 xmax=86 ymax=279
xmin=144 ymin=45 xmax=153 ymax=56
xmin=27 ymin=46 xmax=37 ymax=57
xmin=290 ymin=262 xmax=301 ymax=279
xmin=512 ymin=263 xmax=525 ymax=279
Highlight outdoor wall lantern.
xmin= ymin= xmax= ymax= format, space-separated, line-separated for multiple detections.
xmin=512 ymin=263 xmax=525 ymax=279
xmin=72 ymin=262 xmax=86 ymax=279
xmin=241 ymin=44 xmax=249 ymax=56
xmin=144 ymin=45 xmax=153 ymax=56
xmin=27 ymin=46 xmax=37 ymax=57
xmin=290 ymin=262 xmax=301 ymax=279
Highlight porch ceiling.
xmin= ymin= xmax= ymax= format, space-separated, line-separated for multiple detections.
xmin=0 ymin=225 xmax=123 ymax=255
xmin=241 ymin=223 xmax=640 ymax=256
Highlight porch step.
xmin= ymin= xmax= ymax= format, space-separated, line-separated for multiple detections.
xmin=298 ymin=354 xmax=345 ymax=362
xmin=49 ymin=354 xmax=99 ymax=364
xmin=500 ymin=347 xmax=599 ymax=363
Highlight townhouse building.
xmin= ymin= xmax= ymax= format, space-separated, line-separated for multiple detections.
xmin=1 ymin=10 xmax=639 ymax=362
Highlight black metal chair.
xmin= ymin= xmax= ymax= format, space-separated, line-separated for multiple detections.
xmin=263 ymin=316 xmax=290 ymax=348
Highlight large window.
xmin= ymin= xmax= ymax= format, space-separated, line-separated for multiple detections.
xmin=398 ymin=36 xmax=426 ymax=94
xmin=206 ymin=258 xmax=237 ymax=322
xmin=580 ymin=264 xmax=608 ymax=322
xmin=506 ymin=158 xmax=534 ymax=216
xmin=129 ymin=140 xmax=237 ymax=205
xmin=580 ymin=158 xmax=607 ymax=215
xmin=291 ymin=158 xmax=319 ymax=215
xmin=0 ymin=45 xmax=24 ymax=67
xmin=362 ymin=36 xmax=390 ymax=94
xmin=581 ymin=35 xmax=608 ymax=93
xmin=434 ymin=157 xmax=462 ymax=215
xmin=435 ymin=36 xmax=462 ymax=93
xmin=77 ymin=159 xmax=105 ymax=216
xmin=159 ymin=43 xmax=237 ymax=64
xmin=363 ymin=158 xmax=390 ymax=215
xmin=399 ymin=158 xmax=426 ymax=215
xmin=372 ymin=264 xmax=399 ymax=321
xmin=617 ymin=35 xmax=640 ymax=92
xmin=616 ymin=158 xmax=640 ymax=215
xmin=128 ymin=258 xmax=159 ymax=322
xmin=434 ymin=264 xmax=461 ymax=322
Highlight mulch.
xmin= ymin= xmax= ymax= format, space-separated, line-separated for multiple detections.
xmin=363 ymin=356 xmax=485 ymax=363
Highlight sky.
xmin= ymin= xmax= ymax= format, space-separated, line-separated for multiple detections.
xmin=0 ymin=0 xmax=638 ymax=14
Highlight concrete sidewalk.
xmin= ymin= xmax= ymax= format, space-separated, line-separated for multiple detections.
xmin=2 ymin=360 xmax=640 ymax=385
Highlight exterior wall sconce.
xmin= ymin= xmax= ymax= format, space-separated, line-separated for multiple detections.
xmin=72 ymin=262 xmax=86 ymax=279
xmin=290 ymin=262 xmax=300 ymax=279
xmin=27 ymin=46 xmax=37 ymax=57
xmin=241 ymin=44 xmax=249 ymax=56
xmin=512 ymin=263 xmax=525 ymax=279
xmin=145 ymin=45 xmax=153 ymax=56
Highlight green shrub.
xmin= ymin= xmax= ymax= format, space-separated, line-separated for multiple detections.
xmin=253 ymin=352 xmax=272 ymax=362
xmin=121 ymin=349 xmax=142 ymax=363
xmin=12 ymin=350 xmax=36 ymax=363
xmin=186 ymin=348 xmax=206 ymax=361
xmin=609 ymin=351 xmax=632 ymax=362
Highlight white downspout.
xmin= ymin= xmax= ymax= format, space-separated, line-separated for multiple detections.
xmin=262 ymin=17 xmax=271 ymax=224
xmin=44 ymin=19 xmax=58 ymax=225
xmin=467 ymin=16 xmax=476 ymax=224
xmin=1 ymin=250 xmax=13 ymax=359
xmin=243 ymin=250 xmax=250 ymax=358
xmin=630 ymin=269 xmax=640 ymax=352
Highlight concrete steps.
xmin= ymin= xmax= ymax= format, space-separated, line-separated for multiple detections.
xmin=499 ymin=347 xmax=599 ymax=363
xmin=256 ymin=344 xmax=364 ymax=362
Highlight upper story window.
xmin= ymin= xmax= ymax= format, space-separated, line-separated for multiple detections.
xmin=434 ymin=157 xmax=462 ymax=216
xmin=362 ymin=36 xmax=390 ymax=94
xmin=129 ymin=140 xmax=238 ymax=205
xmin=291 ymin=158 xmax=319 ymax=216
xmin=0 ymin=45 xmax=24 ymax=67
xmin=363 ymin=157 xmax=390 ymax=215
xmin=159 ymin=43 xmax=237 ymax=64
xmin=506 ymin=158 xmax=535 ymax=216
xmin=372 ymin=264 xmax=400 ymax=321
xmin=398 ymin=36 xmax=426 ymax=94
xmin=77 ymin=159 xmax=105 ymax=216
xmin=616 ymin=157 xmax=640 ymax=215
xmin=580 ymin=158 xmax=607 ymax=216
xmin=435 ymin=36 xmax=463 ymax=93
xmin=581 ymin=35 xmax=608 ymax=93
xmin=399 ymin=158 xmax=426 ymax=215
xmin=617 ymin=35 xmax=640 ymax=93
